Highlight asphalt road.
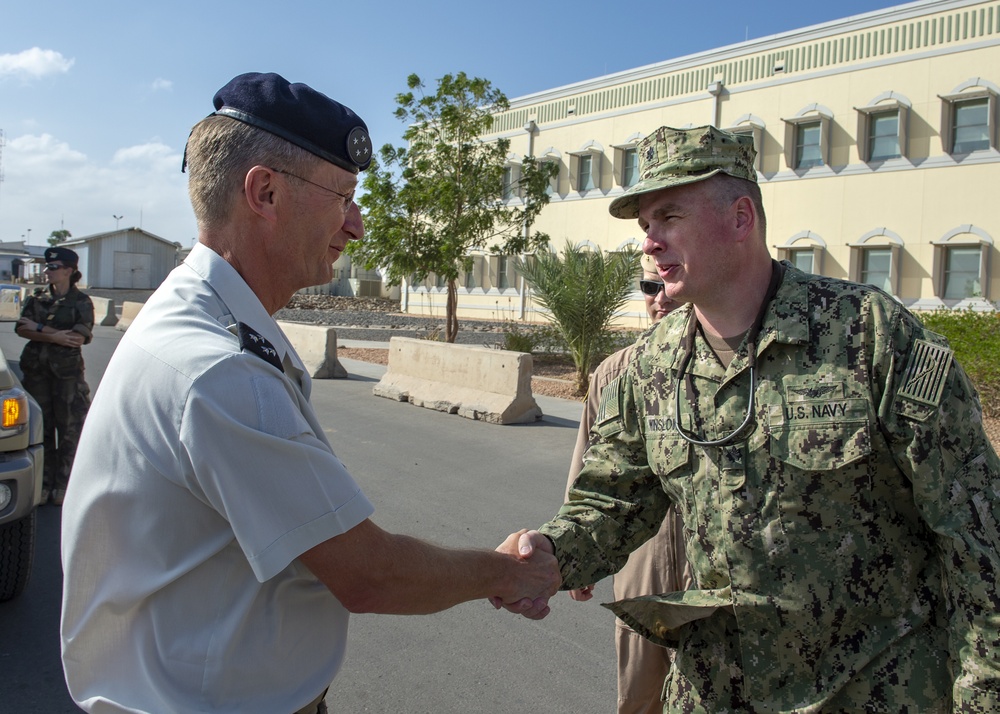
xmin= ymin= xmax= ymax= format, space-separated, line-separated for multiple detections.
xmin=0 ymin=323 xmax=619 ymax=713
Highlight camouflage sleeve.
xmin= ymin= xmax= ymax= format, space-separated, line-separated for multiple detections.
xmin=18 ymin=295 xmax=41 ymax=323
xmin=539 ymin=367 xmax=669 ymax=590
xmin=72 ymin=294 xmax=95 ymax=343
xmin=873 ymin=303 xmax=1000 ymax=709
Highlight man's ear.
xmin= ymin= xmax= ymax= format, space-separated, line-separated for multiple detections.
xmin=244 ymin=166 xmax=280 ymax=223
xmin=732 ymin=195 xmax=756 ymax=241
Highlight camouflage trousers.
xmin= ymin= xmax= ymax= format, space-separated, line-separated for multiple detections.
xmin=21 ymin=368 xmax=91 ymax=491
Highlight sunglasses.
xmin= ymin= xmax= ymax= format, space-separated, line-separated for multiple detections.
xmin=45 ymin=263 xmax=71 ymax=271
xmin=638 ymin=279 xmax=665 ymax=296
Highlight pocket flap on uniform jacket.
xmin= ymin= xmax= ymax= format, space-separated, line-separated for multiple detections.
xmin=603 ymin=588 xmax=732 ymax=648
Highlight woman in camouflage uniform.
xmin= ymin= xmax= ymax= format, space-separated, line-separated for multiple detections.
xmin=15 ymin=246 xmax=94 ymax=506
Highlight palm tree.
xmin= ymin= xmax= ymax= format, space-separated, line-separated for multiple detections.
xmin=516 ymin=241 xmax=641 ymax=394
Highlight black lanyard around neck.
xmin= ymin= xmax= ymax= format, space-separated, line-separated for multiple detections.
xmin=673 ymin=260 xmax=785 ymax=448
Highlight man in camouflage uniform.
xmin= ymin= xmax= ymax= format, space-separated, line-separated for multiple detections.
xmin=16 ymin=246 xmax=93 ymax=505
xmin=499 ymin=126 xmax=1000 ymax=712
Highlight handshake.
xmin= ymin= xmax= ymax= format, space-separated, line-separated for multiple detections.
xmin=489 ymin=529 xmax=562 ymax=620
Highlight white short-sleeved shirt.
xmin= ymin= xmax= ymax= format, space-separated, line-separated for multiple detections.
xmin=60 ymin=244 xmax=374 ymax=713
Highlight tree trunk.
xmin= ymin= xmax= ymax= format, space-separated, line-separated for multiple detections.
xmin=446 ymin=280 xmax=459 ymax=343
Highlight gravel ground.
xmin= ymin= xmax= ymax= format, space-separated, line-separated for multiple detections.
xmin=277 ymin=295 xmax=525 ymax=346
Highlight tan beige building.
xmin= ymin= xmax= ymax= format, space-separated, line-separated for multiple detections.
xmin=403 ymin=0 xmax=1000 ymax=327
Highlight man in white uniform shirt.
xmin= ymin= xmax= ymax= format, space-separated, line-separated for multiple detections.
xmin=60 ymin=72 xmax=559 ymax=714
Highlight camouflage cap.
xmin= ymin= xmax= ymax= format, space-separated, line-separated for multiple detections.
xmin=609 ymin=125 xmax=757 ymax=219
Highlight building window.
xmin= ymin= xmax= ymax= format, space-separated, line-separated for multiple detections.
xmin=788 ymin=248 xmax=815 ymax=274
xmin=795 ymin=122 xmax=823 ymax=169
xmin=570 ymin=142 xmax=603 ymax=193
xmin=490 ymin=254 xmax=513 ymax=290
xmin=860 ymin=248 xmax=893 ymax=292
xmin=942 ymin=246 xmax=982 ymax=299
xmin=463 ymin=255 xmax=487 ymax=290
xmin=939 ymin=87 xmax=998 ymax=154
xmin=849 ymin=233 xmax=903 ymax=296
xmin=855 ymin=94 xmax=910 ymax=163
xmin=542 ymin=160 xmax=559 ymax=195
xmin=952 ymin=98 xmax=990 ymax=154
xmin=777 ymin=233 xmax=826 ymax=276
xmin=578 ymin=154 xmax=595 ymax=191
xmin=868 ymin=111 xmax=900 ymax=160
xmin=613 ymin=134 xmax=644 ymax=188
xmin=782 ymin=106 xmax=833 ymax=171
xmin=622 ymin=148 xmax=639 ymax=187
xmin=502 ymin=166 xmax=516 ymax=200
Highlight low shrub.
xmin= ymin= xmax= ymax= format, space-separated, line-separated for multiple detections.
xmin=501 ymin=323 xmax=538 ymax=353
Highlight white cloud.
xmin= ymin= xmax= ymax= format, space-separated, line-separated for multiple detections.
xmin=0 ymin=48 xmax=74 ymax=80
xmin=0 ymin=133 xmax=195 ymax=244
xmin=150 ymin=78 xmax=173 ymax=92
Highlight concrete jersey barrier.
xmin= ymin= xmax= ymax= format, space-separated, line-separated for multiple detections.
xmin=373 ymin=336 xmax=542 ymax=425
xmin=276 ymin=321 xmax=347 ymax=379
xmin=91 ymin=297 xmax=118 ymax=327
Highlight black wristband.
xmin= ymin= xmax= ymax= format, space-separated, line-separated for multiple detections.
xmin=36 ymin=322 xmax=43 ymax=332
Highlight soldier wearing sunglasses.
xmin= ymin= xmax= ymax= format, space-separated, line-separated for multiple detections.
xmin=14 ymin=246 xmax=93 ymax=505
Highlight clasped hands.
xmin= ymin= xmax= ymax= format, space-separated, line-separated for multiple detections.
xmin=490 ymin=529 xmax=561 ymax=620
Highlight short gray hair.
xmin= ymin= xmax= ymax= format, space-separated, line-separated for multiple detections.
xmin=708 ymin=173 xmax=767 ymax=239
xmin=185 ymin=115 xmax=319 ymax=230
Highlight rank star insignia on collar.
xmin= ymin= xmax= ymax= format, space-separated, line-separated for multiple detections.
xmin=237 ymin=322 xmax=284 ymax=373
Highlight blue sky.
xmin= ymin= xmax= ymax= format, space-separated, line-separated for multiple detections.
xmin=0 ymin=0 xmax=903 ymax=247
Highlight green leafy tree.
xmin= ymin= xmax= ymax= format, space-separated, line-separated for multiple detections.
xmin=351 ymin=72 xmax=557 ymax=343
xmin=48 ymin=229 xmax=71 ymax=246
xmin=516 ymin=241 xmax=641 ymax=394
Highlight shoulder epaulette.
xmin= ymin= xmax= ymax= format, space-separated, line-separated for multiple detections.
xmin=237 ymin=322 xmax=283 ymax=373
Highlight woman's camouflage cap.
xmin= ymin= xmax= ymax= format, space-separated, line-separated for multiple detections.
xmin=609 ymin=125 xmax=757 ymax=219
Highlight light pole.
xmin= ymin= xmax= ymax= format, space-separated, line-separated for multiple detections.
xmin=113 ymin=214 xmax=123 ymax=230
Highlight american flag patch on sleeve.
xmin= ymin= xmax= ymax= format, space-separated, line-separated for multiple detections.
xmin=898 ymin=339 xmax=953 ymax=407
xmin=596 ymin=375 xmax=623 ymax=424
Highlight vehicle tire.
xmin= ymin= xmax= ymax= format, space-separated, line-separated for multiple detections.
xmin=0 ymin=509 xmax=36 ymax=602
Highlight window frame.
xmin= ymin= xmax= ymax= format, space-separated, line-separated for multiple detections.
xmin=782 ymin=107 xmax=833 ymax=171
xmin=612 ymin=133 xmax=645 ymax=188
xmin=537 ymin=147 xmax=562 ymax=196
xmin=501 ymin=160 xmax=522 ymax=201
xmin=776 ymin=232 xmax=825 ymax=276
xmin=488 ymin=254 xmax=516 ymax=292
xmin=932 ymin=228 xmax=993 ymax=302
xmin=462 ymin=254 xmax=488 ymax=292
xmin=939 ymin=88 xmax=999 ymax=155
xmin=568 ymin=141 xmax=604 ymax=194
xmin=848 ymin=231 xmax=903 ymax=297
xmin=855 ymin=97 xmax=909 ymax=162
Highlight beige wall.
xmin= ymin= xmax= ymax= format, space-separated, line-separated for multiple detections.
xmin=404 ymin=0 xmax=1000 ymax=327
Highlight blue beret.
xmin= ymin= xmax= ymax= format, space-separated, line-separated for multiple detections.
xmin=45 ymin=246 xmax=79 ymax=267
xmin=212 ymin=72 xmax=372 ymax=173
